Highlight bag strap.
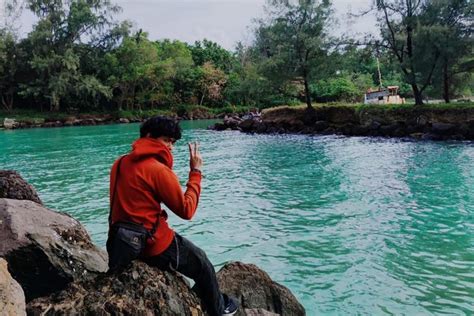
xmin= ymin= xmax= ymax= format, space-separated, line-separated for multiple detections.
xmin=109 ymin=155 xmax=126 ymax=226
xmin=108 ymin=155 xmax=160 ymax=237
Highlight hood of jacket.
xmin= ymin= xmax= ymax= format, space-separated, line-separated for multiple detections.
xmin=128 ymin=137 xmax=173 ymax=169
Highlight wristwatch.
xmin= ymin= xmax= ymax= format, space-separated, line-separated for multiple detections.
xmin=191 ymin=168 xmax=202 ymax=174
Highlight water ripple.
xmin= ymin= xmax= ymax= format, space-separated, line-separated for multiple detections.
xmin=1 ymin=121 xmax=473 ymax=314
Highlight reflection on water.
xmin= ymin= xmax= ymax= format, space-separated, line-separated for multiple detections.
xmin=1 ymin=122 xmax=473 ymax=314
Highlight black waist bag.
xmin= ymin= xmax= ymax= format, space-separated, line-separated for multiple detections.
xmin=106 ymin=221 xmax=151 ymax=272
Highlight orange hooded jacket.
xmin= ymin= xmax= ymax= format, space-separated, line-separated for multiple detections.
xmin=109 ymin=137 xmax=202 ymax=256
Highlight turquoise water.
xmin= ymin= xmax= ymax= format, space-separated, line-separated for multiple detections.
xmin=1 ymin=121 xmax=473 ymax=315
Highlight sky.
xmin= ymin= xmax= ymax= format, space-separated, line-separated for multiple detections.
xmin=1 ymin=0 xmax=378 ymax=50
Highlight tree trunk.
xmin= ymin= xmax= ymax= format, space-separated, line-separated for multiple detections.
xmin=199 ymin=91 xmax=205 ymax=106
xmin=406 ymin=20 xmax=425 ymax=106
xmin=443 ymin=58 xmax=450 ymax=103
xmin=303 ymin=70 xmax=312 ymax=109
xmin=412 ymin=84 xmax=424 ymax=105
xmin=1 ymin=94 xmax=13 ymax=112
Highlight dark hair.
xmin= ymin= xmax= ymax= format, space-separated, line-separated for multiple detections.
xmin=140 ymin=116 xmax=182 ymax=140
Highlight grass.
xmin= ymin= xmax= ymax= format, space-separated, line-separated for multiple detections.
xmin=262 ymin=101 xmax=474 ymax=114
xmin=0 ymin=109 xmax=72 ymax=123
xmin=117 ymin=109 xmax=175 ymax=120
xmin=355 ymin=101 xmax=474 ymax=112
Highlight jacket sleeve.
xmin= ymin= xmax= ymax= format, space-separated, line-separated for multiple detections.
xmin=153 ymin=167 xmax=202 ymax=220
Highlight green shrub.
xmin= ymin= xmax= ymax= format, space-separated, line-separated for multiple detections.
xmin=311 ymin=77 xmax=360 ymax=103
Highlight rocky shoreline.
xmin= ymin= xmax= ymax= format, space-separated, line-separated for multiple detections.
xmin=0 ymin=171 xmax=305 ymax=316
xmin=1 ymin=111 xmax=220 ymax=130
xmin=212 ymin=106 xmax=474 ymax=141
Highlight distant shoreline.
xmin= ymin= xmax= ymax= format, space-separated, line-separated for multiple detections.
xmin=0 ymin=105 xmax=235 ymax=130
xmin=212 ymin=103 xmax=474 ymax=141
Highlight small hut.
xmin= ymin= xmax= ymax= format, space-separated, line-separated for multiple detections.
xmin=364 ymin=86 xmax=405 ymax=105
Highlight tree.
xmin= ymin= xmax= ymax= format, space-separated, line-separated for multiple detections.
xmin=223 ymin=42 xmax=272 ymax=107
xmin=196 ymin=62 xmax=227 ymax=106
xmin=19 ymin=0 xmax=120 ymax=111
xmin=189 ymin=39 xmax=236 ymax=73
xmin=0 ymin=1 xmax=24 ymax=111
xmin=104 ymin=33 xmax=159 ymax=110
xmin=254 ymin=0 xmax=332 ymax=109
xmin=155 ymin=39 xmax=196 ymax=105
xmin=374 ymin=0 xmax=445 ymax=105
xmin=0 ymin=29 xmax=19 ymax=111
xmin=421 ymin=0 xmax=473 ymax=102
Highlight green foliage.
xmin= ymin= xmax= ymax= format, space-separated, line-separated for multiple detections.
xmin=0 ymin=29 xmax=18 ymax=111
xmin=189 ymin=39 xmax=237 ymax=73
xmin=0 ymin=0 xmax=472 ymax=115
xmin=254 ymin=0 xmax=332 ymax=108
xmin=374 ymin=0 xmax=473 ymax=105
xmin=311 ymin=77 xmax=359 ymax=103
xmin=104 ymin=33 xmax=160 ymax=110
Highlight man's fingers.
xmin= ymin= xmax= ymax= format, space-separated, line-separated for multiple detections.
xmin=188 ymin=142 xmax=193 ymax=156
xmin=195 ymin=142 xmax=199 ymax=155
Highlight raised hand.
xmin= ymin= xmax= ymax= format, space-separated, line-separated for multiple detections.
xmin=188 ymin=142 xmax=203 ymax=171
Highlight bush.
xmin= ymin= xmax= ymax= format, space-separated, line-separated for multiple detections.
xmin=311 ymin=77 xmax=360 ymax=103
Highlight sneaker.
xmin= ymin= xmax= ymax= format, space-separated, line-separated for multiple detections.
xmin=222 ymin=294 xmax=239 ymax=316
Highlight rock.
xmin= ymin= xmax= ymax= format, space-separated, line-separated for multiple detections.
xmin=0 ymin=198 xmax=108 ymax=301
xmin=321 ymin=106 xmax=358 ymax=124
xmin=3 ymin=118 xmax=19 ymax=129
xmin=0 ymin=258 xmax=26 ymax=316
xmin=42 ymin=121 xmax=63 ymax=128
xmin=244 ymin=309 xmax=279 ymax=316
xmin=224 ymin=116 xmax=242 ymax=129
xmin=217 ymin=262 xmax=305 ymax=316
xmin=27 ymin=261 xmax=204 ymax=316
xmin=81 ymin=118 xmax=97 ymax=126
xmin=421 ymin=133 xmax=442 ymax=141
xmin=212 ymin=122 xmax=227 ymax=131
xmin=369 ymin=120 xmax=381 ymax=130
xmin=0 ymin=170 xmax=42 ymax=204
xmin=267 ymin=126 xmax=279 ymax=134
xmin=351 ymin=125 xmax=369 ymax=136
xmin=380 ymin=124 xmax=398 ymax=136
xmin=286 ymin=120 xmax=305 ymax=133
xmin=431 ymin=122 xmax=455 ymax=135
xmin=71 ymin=119 xmax=83 ymax=126
xmin=254 ymin=122 xmax=268 ymax=133
xmin=27 ymin=261 xmax=305 ymax=316
xmin=119 ymin=118 xmax=130 ymax=124
xmin=239 ymin=119 xmax=256 ymax=132
xmin=410 ymin=132 xmax=424 ymax=139
xmin=321 ymin=127 xmax=336 ymax=135
xmin=416 ymin=115 xmax=429 ymax=127
xmin=313 ymin=120 xmax=329 ymax=132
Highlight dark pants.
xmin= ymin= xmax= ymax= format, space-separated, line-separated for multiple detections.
xmin=143 ymin=233 xmax=225 ymax=316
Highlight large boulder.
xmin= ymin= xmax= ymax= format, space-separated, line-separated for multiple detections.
xmin=27 ymin=261 xmax=204 ymax=316
xmin=27 ymin=260 xmax=305 ymax=316
xmin=0 ymin=170 xmax=42 ymax=204
xmin=217 ymin=262 xmax=305 ymax=316
xmin=0 ymin=198 xmax=108 ymax=301
xmin=0 ymin=258 xmax=26 ymax=316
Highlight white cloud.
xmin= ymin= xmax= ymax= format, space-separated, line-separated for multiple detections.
xmin=5 ymin=0 xmax=377 ymax=50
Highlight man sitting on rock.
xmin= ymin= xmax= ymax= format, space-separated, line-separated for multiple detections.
xmin=108 ymin=116 xmax=238 ymax=316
